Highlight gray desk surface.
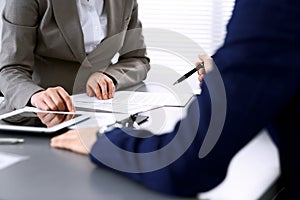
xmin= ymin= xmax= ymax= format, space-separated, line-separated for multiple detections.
xmin=0 ymin=96 xmax=280 ymax=200
xmin=0 ymin=82 xmax=195 ymax=200
xmin=0 ymin=130 xmax=195 ymax=200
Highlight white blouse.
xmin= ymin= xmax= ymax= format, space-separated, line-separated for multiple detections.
xmin=76 ymin=0 xmax=108 ymax=54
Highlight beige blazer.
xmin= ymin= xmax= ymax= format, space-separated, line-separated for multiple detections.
xmin=0 ymin=0 xmax=150 ymax=109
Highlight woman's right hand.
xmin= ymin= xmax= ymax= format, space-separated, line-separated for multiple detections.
xmin=37 ymin=112 xmax=74 ymax=128
xmin=30 ymin=87 xmax=75 ymax=112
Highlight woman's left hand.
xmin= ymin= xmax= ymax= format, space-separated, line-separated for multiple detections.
xmin=86 ymin=72 xmax=115 ymax=100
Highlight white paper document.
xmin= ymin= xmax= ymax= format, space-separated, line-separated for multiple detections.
xmin=72 ymin=91 xmax=193 ymax=114
xmin=70 ymin=112 xmax=118 ymax=128
xmin=0 ymin=152 xmax=29 ymax=170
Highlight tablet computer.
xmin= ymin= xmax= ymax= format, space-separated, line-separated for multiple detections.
xmin=0 ymin=107 xmax=90 ymax=133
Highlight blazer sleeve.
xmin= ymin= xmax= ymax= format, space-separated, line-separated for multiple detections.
xmin=103 ymin=1 xmax=150 ymax=89
xmin=0 ymin=0 xmax=43 ymax=109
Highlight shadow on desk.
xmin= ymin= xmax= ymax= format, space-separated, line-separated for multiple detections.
xmin=0 ymin=128 xmax=282 ymax=200
xmin=89 ymin=168 xmax=197 ymax=200
xmin=50 ymin=146 xmax=196 ymax=200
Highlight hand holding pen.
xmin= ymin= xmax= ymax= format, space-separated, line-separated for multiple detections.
xmin=173 ymin=55 xmax=211 ymax=86
xmin=173 ymin=62 xmax=205 ymax=85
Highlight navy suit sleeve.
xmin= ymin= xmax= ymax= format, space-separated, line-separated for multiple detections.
xmin=90 ymin=0 xmax=300 ymax=197
xmin=90 ymin=85 xmax=230 ymax=197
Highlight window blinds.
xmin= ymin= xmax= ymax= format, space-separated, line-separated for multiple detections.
xmin=138 ymin=0 xmax=235 ymax=70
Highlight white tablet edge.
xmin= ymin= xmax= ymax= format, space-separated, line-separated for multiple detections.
xmin=0 ymin=107 xmax=90 ymax=133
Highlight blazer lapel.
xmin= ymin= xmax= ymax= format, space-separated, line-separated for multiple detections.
xmin=85 ymin=0 xmax=125 ymax=64
xmin=104 ymin=0 xmax=125 ymax=40
xmin=51 ymin=0 xmax=86 ymax=62
xmin=86 ymin=0 xmax=125 ymax=61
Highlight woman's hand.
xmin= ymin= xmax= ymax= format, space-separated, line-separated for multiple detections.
xmin=86 ymin=72 xmax=115 ymax=100
xmin=37 ymin=112 xmax=74 ymax=128
xmin=30 ymin=87 xmax=75 ymax=112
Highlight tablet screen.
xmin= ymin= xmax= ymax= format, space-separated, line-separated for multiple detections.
xmin=2 ymin=112 xmax=81 ymax=128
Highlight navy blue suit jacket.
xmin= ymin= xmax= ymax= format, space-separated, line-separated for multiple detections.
xmin=90 ymin=0 xmax=300 ymax=197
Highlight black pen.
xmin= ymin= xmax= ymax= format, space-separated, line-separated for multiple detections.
xmin=173 ymin=62 xmax=204 ymax=85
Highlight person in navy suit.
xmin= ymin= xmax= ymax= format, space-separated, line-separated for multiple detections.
xmin=51 ymin=0 xmax=300 ymax=198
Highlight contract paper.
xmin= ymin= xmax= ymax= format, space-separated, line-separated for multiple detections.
xmin=72 ymin=91 xmax=193 ymax=114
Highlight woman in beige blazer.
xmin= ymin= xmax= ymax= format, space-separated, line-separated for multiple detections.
xmin=0 ymin=0 xmax=150 ymax=112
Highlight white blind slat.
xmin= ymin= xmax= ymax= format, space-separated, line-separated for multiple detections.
xmin=138 ymin=0 xmax=234 ymax=70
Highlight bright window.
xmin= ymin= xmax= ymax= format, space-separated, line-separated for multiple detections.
xmin=138 ymin=0 xmax=235 ymax=70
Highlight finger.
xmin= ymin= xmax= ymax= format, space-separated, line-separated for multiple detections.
xmin=198 ymin=54 xmax=210 ymax=61
xmin=31 ymin=90 xmax=57 ymax=111
xmin=56 ymin=87 xmax=76 ymax=112
xmin=98 ymin=80 xmax=108 ymax=100
xmin=198 ymin=68 xmax=206 ymax=75
xmin=86 ymin=86 xmax=95 ymax=97
xmin=36 ymin=112 xmax=47 ymax=119
xmin=51 ymin=137 xmax=71 ymax=150
xmin=198 ymin=54 xmax=213 ymax=72
xmin=64 ymin=113 xmax=74 ymax=122
xmin=106 ymin=78 xmax=115 ymax=99
xmin=47 ymin=113 xmax=65 ymax=127
xmin=86 ymin=74 xmax=97 ymax=97
xmin=48 ymin=91 xmax=67 ymax=111
xmin=36 ymin=112 xmax=49 ymax=124
xmin=50 ymin=131 xmax=74 ymax=148
xmin=30 ymin=93 xmax=48 ymax=110
xmin=38 ymin=113 xmax=63 ymax=127
xmin=50 ymin=135 xmax=65 ymax=148
xmin=50 ymin=130 xmax=88 ymax=155
xmin=91 ymin=80 xmax=103 ymax=100
xmin=195 ymin=61 xmax=206 ymax=75
xmin=36 ymin=99 xmax=52 ymax=111
xmin=37 ymin=113 xmax=51 ymax=124
xmin=49 ymin=87 xmax=71 ymax=111
xmin=195 ymin=61 xmax=203 ymax=67
xmin=43 ymin=93 xmax=60 ymax=111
